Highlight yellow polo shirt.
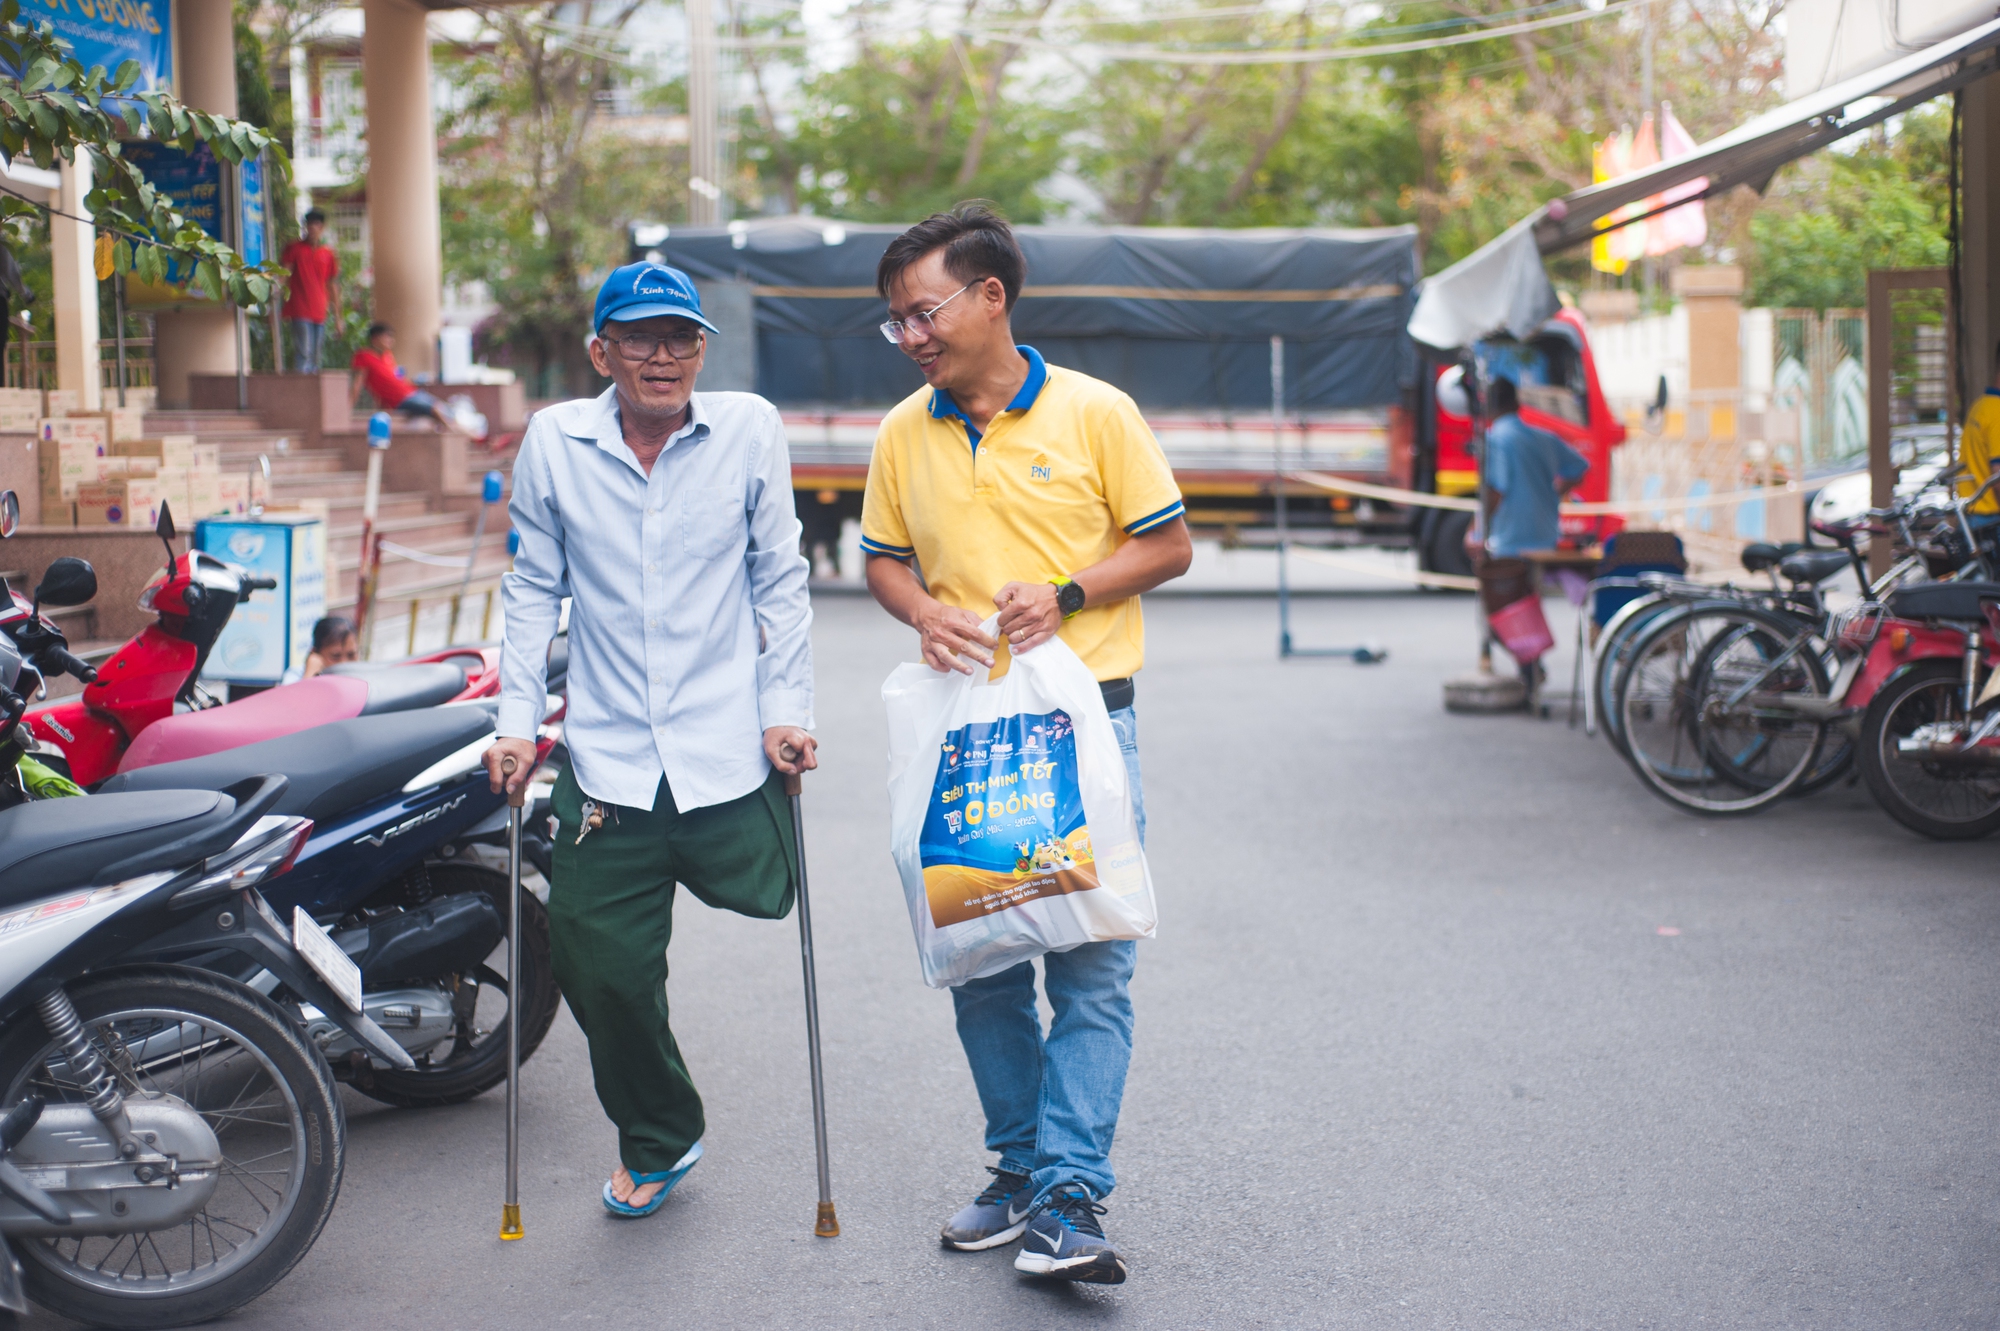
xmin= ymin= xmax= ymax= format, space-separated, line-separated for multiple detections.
xmin=860 ymin=346 xmax=1184 ymax=681
xmin=1961 ymin=389 xmax=2000 ymax=516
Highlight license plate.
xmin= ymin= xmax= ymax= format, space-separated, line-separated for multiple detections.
xmin=292 ymin=908 xmax=363 ymax=1014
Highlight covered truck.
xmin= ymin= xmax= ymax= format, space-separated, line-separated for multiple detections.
xmin=635 ymin=217 xmax=1624 ymax=576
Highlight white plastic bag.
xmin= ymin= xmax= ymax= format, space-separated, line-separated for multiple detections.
xmin=884 ymin=616 xmax=1155 ymax=988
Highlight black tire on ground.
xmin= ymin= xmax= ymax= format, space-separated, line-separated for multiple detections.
xmin=1427 ymin=510 xmax=1476 ymax=581
xmin=0 ymin=967 xmax=344 ymax=1330
xmin=1857 ymin=661 xmax=2000 ymax=840
xmin=356 ymin=863 xmax=561 ymax=1109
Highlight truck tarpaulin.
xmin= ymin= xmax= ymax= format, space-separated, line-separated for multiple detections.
xmin=645 ymin=218 xmax=1419 ymax=411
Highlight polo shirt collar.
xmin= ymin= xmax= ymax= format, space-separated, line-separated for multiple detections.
xmin=1986 ymin=387 xmax=2000 ymax=398
xmin=927 ymin=345 xmax=1047 ymax=446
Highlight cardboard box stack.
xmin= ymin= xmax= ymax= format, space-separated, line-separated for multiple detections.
xmin=40 ymin=389 xmax=77 ymax=419
xmin=101 ymin=434 xmax=222 ymax=524
xmin=0 ymin=388 xmax=40 ymax=432
xmin=36 ymin=416 xmax=110 ymax=521
xmin=74 ymin=473 xmax=169 ymax=528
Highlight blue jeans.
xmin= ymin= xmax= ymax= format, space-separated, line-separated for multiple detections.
xmin=287 ymin=318 xmax=325 ymax=374
xmin=950 ymin=704 xmax=1144 ymax=1204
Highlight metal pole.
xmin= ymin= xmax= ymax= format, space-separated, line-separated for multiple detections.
xmin=1272 ymin=335 xmax=1291 ymax=657
xmin=780 ymin=745 xmax=838 ymax=1238
xmin=500 ymin=753 xmax=525 ymax=1241
xmin=687 ymin=0 xmax=719 ymax=225
xmin=113 ymin=274 xmax=127 ymax=408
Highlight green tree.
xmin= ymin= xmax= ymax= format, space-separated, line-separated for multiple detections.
xmin=436 ymin=1 xmax=683 ymax=397
xmin=1747 ymin=107 xmax=1952 ymax=310
xmin=758 ymin=8 xmax=1068 ymax=223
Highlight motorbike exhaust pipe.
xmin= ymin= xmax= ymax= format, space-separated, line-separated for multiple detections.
xmin=1896 ymin=736 xmax=2000 ymax=765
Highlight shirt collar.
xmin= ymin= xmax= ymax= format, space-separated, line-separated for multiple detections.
xmin=1986 ymin=387 xmax=2000 ymax=398
xmin=571 ymin=386 xmax=710 ymax=470
xmin=927 ymin=345 xmax=1047 ymax=443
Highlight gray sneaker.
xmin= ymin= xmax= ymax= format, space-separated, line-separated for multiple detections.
xmin=940 ymin=1166 xmax=1034 ymax=1250
xmin=1013 ymin=1184 xmax=1126 ymax=1284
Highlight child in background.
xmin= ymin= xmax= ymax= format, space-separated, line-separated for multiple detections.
xmin=303 ymin=616 xmax=358 ymax=678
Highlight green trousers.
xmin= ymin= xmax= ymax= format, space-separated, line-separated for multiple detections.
xmin=548 ymin=766 xmax=797 ymax=1174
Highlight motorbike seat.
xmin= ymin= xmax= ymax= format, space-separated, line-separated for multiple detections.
xmin=1885 ymin=580 xmax=2000 ymax=623
xmin=96 ymin=707 xmax=495 ymax=827
xmin=324 ymin=662 xmax=470 ymax=713
xmin=0 ymin=790 xmax=229 ymax=903
xmin=1778 ymin=550 xmax=1852 ymax=585
xmin=1741 ymin=542 xmax=1805 ymax=573
xmin=117 ymin=675 xmax=371 ymax=775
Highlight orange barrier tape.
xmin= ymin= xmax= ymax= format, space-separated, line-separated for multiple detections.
xmin=1290 ymin=468 xmax=1868 ymax=517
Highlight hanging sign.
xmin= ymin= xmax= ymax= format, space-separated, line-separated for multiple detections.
xmin=119 ymin=140 xmax=223 ymax=308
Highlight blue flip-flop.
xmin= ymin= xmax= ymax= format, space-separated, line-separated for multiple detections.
xmin=602 ymin=1141 xmax=703 ymax=1218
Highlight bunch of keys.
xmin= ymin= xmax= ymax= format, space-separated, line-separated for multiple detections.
xmin=575 ymin=799 xmax=608 ymax=845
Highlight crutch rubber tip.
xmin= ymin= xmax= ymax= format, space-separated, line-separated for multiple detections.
xmin=500 ymin=1204 xmax=524 ymax=1241
xmin=815 ymin=1202 xmax=840 ymax=1238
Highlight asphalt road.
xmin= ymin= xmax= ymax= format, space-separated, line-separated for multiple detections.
xmin=32 ymin=590 xmax=2000 ymax=1329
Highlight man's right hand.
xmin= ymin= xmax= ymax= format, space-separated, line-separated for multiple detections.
xmin=484 ymin=737 xmax=538 ymax=796
xmin=915 ymin=600 xmax=997 ymax=675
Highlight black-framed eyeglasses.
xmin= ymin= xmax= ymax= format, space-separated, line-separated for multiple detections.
xmin=602 ymin=329 xmax=704 ymax=361
xmin=880 ymin=282 xmax=976 ymax=345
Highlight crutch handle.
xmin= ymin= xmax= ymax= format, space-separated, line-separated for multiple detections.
xmin=501 ymin=753 xmax=527 ymax=808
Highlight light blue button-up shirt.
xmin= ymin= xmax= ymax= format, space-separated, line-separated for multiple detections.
xmin=497 ymin=387 xmax=814 ymax=812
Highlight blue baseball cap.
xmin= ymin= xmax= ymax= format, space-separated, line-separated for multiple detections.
xmin=593 ymin=262 xmax=719 ymax=335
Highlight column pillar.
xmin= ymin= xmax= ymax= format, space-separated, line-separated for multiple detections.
xmin=154 ymin=0 xmax=238 ymax=408
xmin=362 ymin=0 xmax=441 ymax=377
xmin=49 ymin=156 xmax=100 ymax=411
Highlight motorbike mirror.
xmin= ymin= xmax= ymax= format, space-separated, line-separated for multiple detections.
xmin=1651 ymin=374 xmax=1669 ymax=415
xmin=32 ymin=556 xmax=96 ymax=608
xmin=0 ymin=489 xmax=17 ymax=539
xmin=155 ymin=499 xmax=178 ymax=569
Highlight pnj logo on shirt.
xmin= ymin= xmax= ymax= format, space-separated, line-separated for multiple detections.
xmin=1029 ymin=453 xmax=1052 ymax=482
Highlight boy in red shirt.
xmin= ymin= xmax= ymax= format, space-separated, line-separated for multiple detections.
xmin=281 ymin=208 xmax=339 ymax=373
xmin=349 ymin=323 xmax=461 ymax=433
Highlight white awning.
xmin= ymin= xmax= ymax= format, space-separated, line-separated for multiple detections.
xmin=1534 ymin=13 xmax=2000 ymax=254
xmin=1407 ymin=211 xmax=1558 ymax=350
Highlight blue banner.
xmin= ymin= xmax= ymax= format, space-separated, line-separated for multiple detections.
xmin=239 ymin=154 xmax=266 ymax=267
xmin=19 ymin=0 xmax=171 ymax=97
xmin=121 ymin=140 xmax=220 ymax=301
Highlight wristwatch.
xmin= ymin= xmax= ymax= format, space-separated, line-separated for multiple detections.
xmin=1052 ymin=577 xmax=1087 ymax=619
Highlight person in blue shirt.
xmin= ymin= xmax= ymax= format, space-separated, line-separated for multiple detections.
xmin=1482 ymin=377 xmax=1589 ymax=557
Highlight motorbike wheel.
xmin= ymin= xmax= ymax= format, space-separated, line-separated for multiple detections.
xmin=356 ymin=863 xmax=560 ymax=1109
xmin=1857 ymin=660 xmax=2000 ymax=840
xmin=0 ymin=967 xmax=342 ymax=1329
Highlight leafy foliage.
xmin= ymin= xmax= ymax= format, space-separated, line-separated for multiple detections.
xmin=1747 ymin=107 xmax=1952 ymax=311
xmin=0 ymin=0 xmax=285 ymax=304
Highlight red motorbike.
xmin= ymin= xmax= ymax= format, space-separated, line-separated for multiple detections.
xmin=6 ymin=506 xmax=501 ymax=787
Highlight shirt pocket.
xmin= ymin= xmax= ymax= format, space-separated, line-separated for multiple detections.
xmin=681 ymin=484 xmax=745 ymax=560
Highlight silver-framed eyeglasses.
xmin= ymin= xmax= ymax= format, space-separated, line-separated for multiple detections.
xmin=880 ymin=282 xmax=975 ymax=345
xmin=602 ymin=329 xmax=704 ymax=361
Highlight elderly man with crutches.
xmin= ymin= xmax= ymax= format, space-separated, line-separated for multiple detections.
xmin=484 ymin=261 xmax=823 ymax=1222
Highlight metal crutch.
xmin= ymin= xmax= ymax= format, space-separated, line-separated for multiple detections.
xmin=499 ymin=754 xmax=526 ymax=1241
xmin=780 ymin=744 xmax=839 ymax=1238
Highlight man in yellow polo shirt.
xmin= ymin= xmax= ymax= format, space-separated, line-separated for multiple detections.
xmin=1959 ymin=344 xmax=2000 ymax=541
xmin=861 ymin=202 xmax=1192 ymax=1285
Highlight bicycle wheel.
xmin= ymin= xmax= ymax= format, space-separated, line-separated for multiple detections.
xmin=1686 ymin=612 xmax=1831 ymax=801
xmin=1856 ymin=661 xmax=2000 ymax=839
xmin=1595 ymin=596 xmax=1725 ymax=757
xmin=1618 ymin=606 xmax=1825 ymax=814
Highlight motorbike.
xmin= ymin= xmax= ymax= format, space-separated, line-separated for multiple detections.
xmin=8 ymin=503 xmax=501 ymax=786
xmin=1 ymin=492 xmax=564 ymax=1106
xmin=0 ymin=618 xmax=414 ymax=1326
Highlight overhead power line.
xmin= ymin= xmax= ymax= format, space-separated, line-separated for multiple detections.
xmin=1018 ymin=0 xmax=1645 ymax=64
